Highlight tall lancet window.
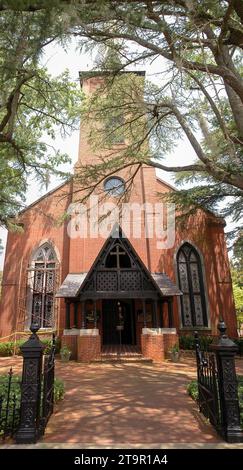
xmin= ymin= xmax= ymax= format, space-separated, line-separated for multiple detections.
xmin=30 ymin=243 xmax=57 ymax=328
xmin=177 ymin=243 xmax=208 ymax=327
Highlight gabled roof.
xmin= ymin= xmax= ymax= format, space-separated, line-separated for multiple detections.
xmin=56 ymin=225 xmax=181 ymax=299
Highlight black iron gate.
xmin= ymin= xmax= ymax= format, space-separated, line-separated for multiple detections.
xmin=195 ymin=332 xmax=220 ymax=429
xmin=194 ymin=322 xmax=243 ymax=443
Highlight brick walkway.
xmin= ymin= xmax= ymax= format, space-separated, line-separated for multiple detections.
xmin=45 ymin=358 xmax=220 ymax=445
xmin=1 ymin=356 xmax=243 ymax=446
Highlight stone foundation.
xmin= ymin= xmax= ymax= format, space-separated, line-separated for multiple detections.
xmin=141 ymin=328 xmax=178 ymax=363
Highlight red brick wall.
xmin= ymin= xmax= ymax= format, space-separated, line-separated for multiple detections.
xmin=141 ymin=332 xmax=179 ymax=362
xmin=141 ymin=334 xmax=165 ymax=362
xmin=62 ymin=335 xmax=77 ymax=360
xmin=77 ymin=335 xmax=101 ymax=362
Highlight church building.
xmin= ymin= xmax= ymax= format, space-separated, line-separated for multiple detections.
xmin=0 ymin=72 xmax=237 ymax=362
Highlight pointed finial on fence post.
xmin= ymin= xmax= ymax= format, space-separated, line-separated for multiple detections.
xmin=30 ymin=321 xmax=40 ymax=337
xmin=218 ymin=318 xmax=227 ymax=338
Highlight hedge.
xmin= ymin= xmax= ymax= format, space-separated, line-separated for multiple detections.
xmin=0 ymin=337 xmax=61 ymax=357
xmin=179 ymin=334 xmax=243 ymax=355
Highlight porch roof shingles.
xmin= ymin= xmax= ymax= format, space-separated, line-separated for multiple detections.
xmin=56 ymin=272 xmax=181 ymax=298
xmin=151 ymin=273 xmax=182 ymax=296
xmin=56 ymin=273 xmax=88 ymax=298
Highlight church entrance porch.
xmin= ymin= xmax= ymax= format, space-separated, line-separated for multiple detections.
xmin=58 ymin=228 xmax=182 ymax=362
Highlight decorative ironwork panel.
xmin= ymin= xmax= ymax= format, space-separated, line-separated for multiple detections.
xmin=96 ymin=271 xmax=118 ymax=291
xmin=120 ymin=271 xmax=142 ymax=290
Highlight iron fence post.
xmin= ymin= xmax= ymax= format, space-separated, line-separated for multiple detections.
xmin=210 ymin=320 xmax=243 ymax=443
xmin=15 ymin=324 xmax=45 ymax=444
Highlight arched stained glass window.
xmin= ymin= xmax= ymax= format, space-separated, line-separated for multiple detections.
xmin=30 ymin=243 xmax=57 ymax=328
xmin=177 ymin=243 xmax=208 ymax=327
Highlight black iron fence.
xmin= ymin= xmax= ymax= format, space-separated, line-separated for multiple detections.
xmin=0 ymin=326 xmax=56 ymax=443
xmin=39 ymin=336 xmax=55 ymax=435
xmin=16 ymin=327 xmax=56 ymax=443
xmin=195 ymin=321 xmax=243 ymax=443
xmin=0 ymin=369 xmax=21 ymax=440
xmin=195 ymin=333 xmax=221 ymax=430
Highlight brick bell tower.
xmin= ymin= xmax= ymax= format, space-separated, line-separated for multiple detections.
xmin=68 ymin=71 xmax=159 ymax=275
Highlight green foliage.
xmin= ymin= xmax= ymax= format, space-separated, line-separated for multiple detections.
xmin=72 ymin=1 xmax=243 ymax=243
xmin=169 ymin=343 xmax=179 ymax=353
xmin=0 ymin=2 xmax=242 ymax=242
xmin=179 ymin=335 xmax=213 ymax=351
xmin=233 ymin=284 xmax=243 ymax=312
xmin=187 ymin=380 xmax=199 ymax=402
xmin=0 ymin=336 xmax=61 ymax=356
xmin=60 ymin=344 xmax=72 ymax=358
xmin=233 ymin=338 xmax=243 ymax=357
xmin=53 ymin=377 xmax=65 ymax=402
xmin=0 ymin=341 xmax=14 ymax=356
xmin=0 ymin=9 xmax=83 ymax=227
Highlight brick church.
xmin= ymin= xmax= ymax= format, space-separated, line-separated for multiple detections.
xmin=0 ymin=72 xmax=237 ymax=362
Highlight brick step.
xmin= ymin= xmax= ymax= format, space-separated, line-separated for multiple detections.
xmin=101 ymin=353 xmax=143 ymax=358
xmin=93 ymin=355 xmax=153 ymax=364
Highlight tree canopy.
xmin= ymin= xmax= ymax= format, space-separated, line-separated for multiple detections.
xmin=71 ymin=0 xmax=243 ymax=240
xmin=0 ymin=8 xmax=82 ymax=227
xmin=0 ymin=1 xmax=242 ymax=242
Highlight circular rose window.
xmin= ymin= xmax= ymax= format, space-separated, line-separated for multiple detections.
xmin=104 ymin=177 xmax=125 ymax=196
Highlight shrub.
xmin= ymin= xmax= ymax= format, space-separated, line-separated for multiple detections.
xmin=187 ymin=380 xmax=199 ymax=401
xmin=54 ymin=378 xmax=65 ymax=402
xmin=0 ymin=336 xmax=61 ymax=357
xmin=234 ymin=338 xmax=243 ymax=356
xmin=179 ymin=335 xmax=195 ymax=350
xmin=179 ymin=334 xmax=213 ymax=351
xmin=0 ymin=342 xmax=14 ymax=357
